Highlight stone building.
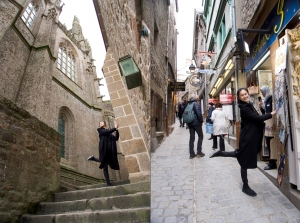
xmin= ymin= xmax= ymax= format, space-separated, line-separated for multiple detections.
xmin=148 ymin=0 xmax=178 ymax=152
xmin=93 ymin=0 xmax=151 ymax=182
xmin=0 ymin=0 xmax=129 ymax=221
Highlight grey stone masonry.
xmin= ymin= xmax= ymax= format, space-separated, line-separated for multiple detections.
xmin=151 ymin=119 xmax=300 ymax=223
xmin=0 ymin=96 xmax=61 ymax=223
xmin=22 ymin=180 xmax=150 ymax=223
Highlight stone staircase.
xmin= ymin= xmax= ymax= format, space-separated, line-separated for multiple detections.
xmin=21 ymin=181 xmax=150 ymax=223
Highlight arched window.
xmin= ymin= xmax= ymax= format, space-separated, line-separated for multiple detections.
xmin=22 ymin=2 xmax=37 ymax=28
xmin=58 ymin=117 xmax=65 ymax=158
xmin=57 ymin=46 xmax=76 ymax=82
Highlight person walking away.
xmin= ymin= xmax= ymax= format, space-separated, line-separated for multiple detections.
xmin=87 ymin=121 xmax=120 ymax=186
xmin=175 ymin=103 xmax=179 ymax=118
xmin=210 ymin=103 xmax=228 ymax=151
xmin=178 ymin=100 xmax=187 ymax=127
xmin=206 ymin=102 xmax=215 ymax=140
xmin=209 ymin=88 xmax=276 ymax=197
xmin=185 ymin=96 xmax=205 ymax=159
xmin=259 ymin=85 xmax=276 ymax=170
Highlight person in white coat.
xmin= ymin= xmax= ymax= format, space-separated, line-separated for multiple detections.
xmin=211 ymin=103 xmax=229 ymax=151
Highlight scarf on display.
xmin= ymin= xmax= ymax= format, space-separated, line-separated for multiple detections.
xmin=260 ymin=85 xmax=271 ymax=110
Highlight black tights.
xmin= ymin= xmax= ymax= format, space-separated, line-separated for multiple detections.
xmin=219 ymin=150 xmax=249 ymax=187
xmin=102 ymin=163 xmax=110 ymax=185
xmin=92 ymin=157 xmax=111 ymax=185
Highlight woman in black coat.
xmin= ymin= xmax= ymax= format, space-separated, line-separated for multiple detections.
xmin=87 ymin=121 xmax=120 ymax=186
xmin=210 ymin=88 xmax=276 ymax=197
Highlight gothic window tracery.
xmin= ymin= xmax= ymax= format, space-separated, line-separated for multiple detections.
xmin=22 ymin=2 xmax=38 ymax=28
xmin=57 ymin=43 xmax=76 ymax=82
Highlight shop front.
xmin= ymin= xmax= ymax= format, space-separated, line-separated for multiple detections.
xmin=241 ymin=0 xmax=300 ymax=208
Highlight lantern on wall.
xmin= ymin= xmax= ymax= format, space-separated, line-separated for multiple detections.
xmin=118 ymin=55 xmax=142 ymax=90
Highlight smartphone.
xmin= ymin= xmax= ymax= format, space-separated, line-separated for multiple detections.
xmin=258 ymin=96 xmax=262 ymax=101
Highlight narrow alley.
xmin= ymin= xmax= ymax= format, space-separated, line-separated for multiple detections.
xmin=151 ymin=119 xmax=300 ymax=223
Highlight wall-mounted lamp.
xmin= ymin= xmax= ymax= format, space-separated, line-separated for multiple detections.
xmin=236 ymin=30 xmax=250 ymax=56
xmin=118 ymin=55 xmax=142 ymax=90
xmin=231 ymin=75 xmax=235 ymax=82
xmin=141 ymin=27 xmax=148 ymax=37
xmin=189 ymin=63 xmax=196 ymax=74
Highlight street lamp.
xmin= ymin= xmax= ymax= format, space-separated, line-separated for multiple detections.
xmin=189 ymin=63 xmax=208 ymax=115
xmin=189 ymin=64 xmax=196 ymax=74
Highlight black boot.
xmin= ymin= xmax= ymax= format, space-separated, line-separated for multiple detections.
xmin=209 ymin=150 xmax=222 ymax=158
xmin=242 ymin=184 xmax=257 ymax=197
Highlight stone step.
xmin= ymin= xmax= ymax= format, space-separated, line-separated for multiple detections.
xmin=54 ymin=181 xmax=150 ymax=202
xmin=22 ymin=207 xmax=150 ymax=223
xmin=37 ymin=192 xmax=150 ymax=214
xmin=59 ymin=180 xmax=78 ymax=192
xmin=76 ymin=179 xmax=130 ymax=190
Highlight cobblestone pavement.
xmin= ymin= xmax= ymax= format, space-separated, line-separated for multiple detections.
xmin=151 ymin=119 xmax=300 ymax=223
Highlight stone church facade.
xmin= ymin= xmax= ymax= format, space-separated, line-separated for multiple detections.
xmin=0 ymin=0 xmax=129 ymax=188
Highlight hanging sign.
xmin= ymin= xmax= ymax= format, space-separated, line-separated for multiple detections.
xmin=244 ymin=0 xmax=300 ymax=71
xmin=208 ymin=98 xmax=218 ymax=104
xmin=219 ymin=94 xmax=233 ymax=104
xmin=170 ymin=82 xmax=185 ymax=91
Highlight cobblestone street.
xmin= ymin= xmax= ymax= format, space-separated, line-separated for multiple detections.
xmin=151 ymin=120 xmax=300 ymax=223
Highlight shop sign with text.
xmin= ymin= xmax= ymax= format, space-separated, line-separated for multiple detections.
xmin=170 ymin=82 xmax=185 ymax=91
xmin=244 ymin=0 xmax=300 ymax=71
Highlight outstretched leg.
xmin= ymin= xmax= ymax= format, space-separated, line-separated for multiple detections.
xmin=209 ymin=149 xmax=237 ymax=158
xmin=87 ymin=155 xmax=100 ymax=162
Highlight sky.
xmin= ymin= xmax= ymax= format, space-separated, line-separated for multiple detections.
xmin=176 ymin=0 xmax=204 ymax=82
xmin=58 ymin=0 xmax=203 ymax=99
xmin=59 ymin=0 xmax=109 ymax=100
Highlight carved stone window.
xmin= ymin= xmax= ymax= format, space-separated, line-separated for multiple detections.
xmin=22 ymin=2 xmax=37 ymax=28
xmin=57 ymin=45 xmax=76 ymax=82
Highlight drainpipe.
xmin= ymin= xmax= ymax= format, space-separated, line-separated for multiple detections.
xmin=230 ymin=0 xmax=240 ymax=149
xmin=165 ymin=4 xmax=170 ymax=136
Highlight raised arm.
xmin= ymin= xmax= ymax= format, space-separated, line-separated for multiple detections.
xmin=110 ymin=130 xmax=119 ymax=141
xmin=97 ymin=128 xmax=117 ymax=136
xmin=240 ymin=106 xmax=272 ymax=122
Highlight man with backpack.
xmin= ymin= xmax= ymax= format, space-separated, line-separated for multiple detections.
xmin=183 ymin=96 xmax=205 ymax=159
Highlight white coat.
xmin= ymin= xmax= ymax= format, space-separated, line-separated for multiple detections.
xmin=210 ymin=108 xmax=228 ymax=135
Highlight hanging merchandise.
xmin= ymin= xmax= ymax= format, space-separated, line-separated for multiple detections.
xmin=274 ymin=36 xmax=288 ymax=144
xmin=247 ymin=80 xmax=259 ymax=95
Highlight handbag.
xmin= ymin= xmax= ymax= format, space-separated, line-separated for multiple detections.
xmin=248 ymin=81 xmax=259 ymax=95
xmin=206 ymin=123 xmax=213 ymax=134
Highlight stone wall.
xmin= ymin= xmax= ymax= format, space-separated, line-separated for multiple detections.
xmin=0 ymin=96 xmax=61 ymax=223
xmin=95 ymin=0 xmax=150 ymax=182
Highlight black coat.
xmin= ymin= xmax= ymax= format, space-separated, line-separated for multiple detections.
xmin=178 ymin=102 xmax=187 ymax=118
xmin=260 ymin=95 xmax=272 ymax=114
xmin=187 ymin=99 xmax=203 ymax=127
xmin=206 ymin=106 xmax=214 ymax=124
xmin=236 ymin=101 xmax=272 ymax=169
xmin=98 ymin=127 xmax=120 ymax=170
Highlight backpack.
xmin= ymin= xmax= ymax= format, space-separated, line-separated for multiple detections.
xmin=182 ymin=102 xmax=195 ymax=124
